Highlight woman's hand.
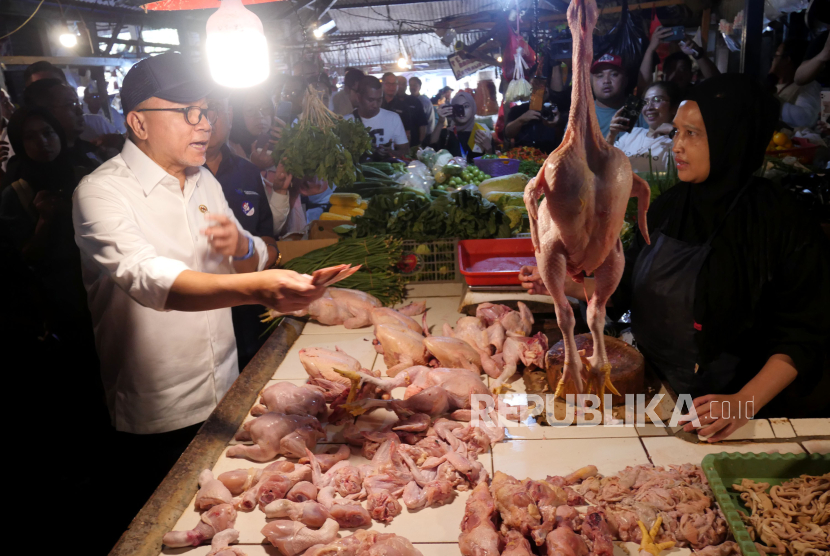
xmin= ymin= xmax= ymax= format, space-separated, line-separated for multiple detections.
xmin=202 ymin=213 xmax=246 ymax=257
xmin=519 ymin=266 xmax=550 ymax=296
xmin=269 ymin=117 xmax=286 ymax=145
xmin=520 ymin=110 xmax=542 ymax=125
xmin=680 ymin=393 xmax=754 ymax=442
xmin=475 ymin=129 xmax=493 ymax=153
xmin=679 ymin=40 xmax=702 ymax=59
xmin=249 ymin=142 xmax=276 ymax=171
xmin=33 ymin=190 xmax=70 ymax=222
xmin=273 ymin=162 xmax=293 ymax=193
xmin=294 ymin=176 xmax=328 ymax=197
xmin=647 ymin=123 xmax=674 ymax=138
xmin=606 ymin=107 xmax=632 ymax=144
xmin=438 ymin=104 xmax=455 ymax=120
xmin=253 ymin=269 xmax=327 ymax=313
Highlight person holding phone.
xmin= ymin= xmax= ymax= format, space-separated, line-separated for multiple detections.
xmin=639 ymin=26 xmax=720 ymax=96
xmin=609 ymin=81 xmax=680 ymax=173
xmin=590 ymin=54 xmax=633 ymax=138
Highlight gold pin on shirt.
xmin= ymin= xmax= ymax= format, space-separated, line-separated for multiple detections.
xmin=199 ymin=205 xmax=208 ymax=213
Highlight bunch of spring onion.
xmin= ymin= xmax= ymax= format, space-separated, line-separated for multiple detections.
xmin=260 ymin=236 xmax=408 ymax=336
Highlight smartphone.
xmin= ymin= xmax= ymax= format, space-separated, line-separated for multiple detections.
xmin=275 ymin=100 xmax=293 ymax=124
xmin=452 ymin=104 xmax=465 ymax=118
xmin=662 ymin=26 xmax=685 ymax=42
xmin=255 ymin=131 xmax=272 ymax=150
xmin=622 ymin=95 xmax=645 ymax=125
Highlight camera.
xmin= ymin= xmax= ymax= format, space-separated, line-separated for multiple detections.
xmin=540 ymin=102 xmax=559 ymax=122
xmin=452 ymin=104 xmax=466 ymax=118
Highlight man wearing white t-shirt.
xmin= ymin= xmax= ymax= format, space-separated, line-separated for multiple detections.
xmin=344 ymin=75 xmax=409 ymax=159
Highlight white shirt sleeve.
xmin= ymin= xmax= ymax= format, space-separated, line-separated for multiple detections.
xmin=73 ymin=181 xmax=191 ymax=311
xmin=781 ymin=81 xmax=822 ymax=128
xmin=388 ymin=112 xmax=409 ymax=145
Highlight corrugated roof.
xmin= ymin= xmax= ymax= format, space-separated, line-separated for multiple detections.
xmin=320 ymin=0 xmax=498 ymax=68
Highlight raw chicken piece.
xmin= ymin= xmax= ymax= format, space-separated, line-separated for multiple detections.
xmin=395 ymin=299 xmax=427 ymax=317
xmin=490 ymin=332 xmax=548 ymax=393
xmin=375 ymin=324 xmax=431 ymax=376
xmin=298 ymin=444 xmax=351 ymax=471
xmin=261 ymin=518 xmax=340 ymax=556
xmin=299 ymin=347 xmax=365 ymax=385
xmin=217 ymin=468 xmax=258 ymax=496
xmin=491 ymin=471 xmax=541 ymax=535
xmin=251 ymin=381 xmax=327 ymax=419
xmin=372 ymin=307 xmax=425 ymax=334
xmin=503 ymin=530 xmax=534 ymax=556
xmin=262 ymin=499 xmax=330 ymax=527
xmin=317 ymin=486 xmax=373 ymax=528
xmin=162 ymin=503 xmax=236 ymax=547
xmin=499 ymin=302 xmax=534 ymax=337
xmin=637 ymin=516 xmax=675 ymax=556
xmin=206 ymin=529 xmax=247 ymax=556
xmin=694 ymin=542 xmax=741 ymax=556
xmin=423 ymin=336 xmax=483 ymax=374
xmin=402 ymin=479 xmax=456 ymax=510
xmin=475 ymin=303 xmax=512 ymax=326
xmin=458 ymin=481 xmax=500 ymax=556
xmin=337 ymin=366 xmax=491 ymax=419
xmin=195 ymin=469 xmax=233 ymax=510
xmin=523 ymin=0 xmax=650 ymax=417
xmin=286 ymin=481 xmax=318 ymax=502
xmin=393 ymin=413 xmax=432 ymax=432
xmin=266 ymin=287 xmax=379 ymax=328
xmin=305 ymin=530 xmax=424 ymax=556
xmin=582 ymin=508 xmax=615 ymax=556
xmin=546 ymin=526 xmax=589 ymax=556
xmin=227 ymin=413 xmax=324 ymax=462
xmin=237 ymin=462 xmax=312 ymax=511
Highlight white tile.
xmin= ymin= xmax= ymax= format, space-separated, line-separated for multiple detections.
xmin=802 ymin=439 xmax=830 ymax=455
xmin=641 ymin=437 xmax=805 ymax=468
xmin=636 ymin=424 xmax=670 ymax=437
xmin=272 ymin=333 xmax=378 ymax=379
xmin=769 ymin=418 xmax=796 ymax=439
xmin=616 ymin=542 xmax=692 ymax=556
xmin=790 ymin=418 xmax=830 ymax=437
xmin=365 ymin=489 xmax=470 ymax=543
xmin=492 ymin=438 xmax=651 ymax=478
xmin=407 ymin=283 xmax=463 ymax=298
xmin=697 ymin=419 xmax=774 ymax=441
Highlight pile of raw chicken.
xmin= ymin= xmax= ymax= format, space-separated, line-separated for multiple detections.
xmin=460 ymin=464 xmax=739 ymax=556
xmin=162 ymin=289 xmax=548 ymax=555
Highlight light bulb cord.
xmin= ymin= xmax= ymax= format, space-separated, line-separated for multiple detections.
xmin=0 ymin=0 xmax=46 ymax=41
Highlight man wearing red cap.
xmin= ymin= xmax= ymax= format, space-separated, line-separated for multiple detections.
xmin=590 ymin=53 xmax=633 ymax=139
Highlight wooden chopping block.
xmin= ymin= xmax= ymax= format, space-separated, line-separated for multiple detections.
xmin=545 ymin=333 xmax=644 ymax=406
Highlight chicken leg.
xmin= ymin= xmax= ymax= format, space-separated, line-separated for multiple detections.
xmin=525 ymin=0 xmax=649 ymax=418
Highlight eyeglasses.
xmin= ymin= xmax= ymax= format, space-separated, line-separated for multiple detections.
xmin=643 ymin=96 xmax=669 ymax=107
xmin=136 ymin=106 xmax=218 ymax=125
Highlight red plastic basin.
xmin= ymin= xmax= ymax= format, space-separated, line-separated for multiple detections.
xmin=458 ymin=238 xmax=536 ymax=286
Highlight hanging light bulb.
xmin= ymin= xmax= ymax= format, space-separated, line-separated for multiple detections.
xmin=496 ymin=55 xmax=503 ymax=63
xmin=313 ymin=26 xmax=324 ymax=39
xmin=59 ymin=32 xmax=78 ymax=47
xmin=397 ymin=55 xmax=408 ymax=69
xmin=206 ymin=0 xmax=270 ymax=88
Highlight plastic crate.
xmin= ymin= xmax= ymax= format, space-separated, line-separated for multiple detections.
xmin=701 ymin=451 xmax=830 ymax=556
xmin=400 ymin=239 xmax=460 ymax=283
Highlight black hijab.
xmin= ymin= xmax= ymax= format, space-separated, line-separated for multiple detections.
xmin=229 ymin=86 xmax=275 ymax=158
xmin=5 ymin=107 xmax=76 ymax=193
xmin=670 ymin=74 xmax=780 ymax=241
xmin=621 ymin=74 xmax=830 ymax=404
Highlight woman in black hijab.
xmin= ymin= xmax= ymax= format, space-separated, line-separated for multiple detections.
xmin=522 ymin=74 xmax=830 ymax=440
xmin=0 ymin=107 xmax=89 ymax=318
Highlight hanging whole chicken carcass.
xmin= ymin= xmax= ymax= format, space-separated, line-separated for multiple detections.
xmin=523 ymin=0 xmax=651 ymax=414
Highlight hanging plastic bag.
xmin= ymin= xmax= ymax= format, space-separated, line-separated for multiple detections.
xmin=505 ymin=47 xmax=533 ymax=103
xmin=593 ymin=0 xmax=647 ymax=83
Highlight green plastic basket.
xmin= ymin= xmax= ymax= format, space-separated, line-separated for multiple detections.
xmin=701 ymin=452 xmax=830 ymax=556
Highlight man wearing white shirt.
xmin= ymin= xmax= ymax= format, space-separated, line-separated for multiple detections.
xmin=344 ymin=75 xmax=409 ymax=159
xmin=72 ymin=53 xmax=325 ymax=517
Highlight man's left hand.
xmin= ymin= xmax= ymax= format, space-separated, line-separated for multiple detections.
xmin=203 ymin=213 xmax=246 ymax=257
xmin=680 ymin=393 xmax=753 ymax=442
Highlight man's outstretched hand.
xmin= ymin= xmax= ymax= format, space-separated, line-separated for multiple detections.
xmin=519 ymin=265 xmax=550 ymax=296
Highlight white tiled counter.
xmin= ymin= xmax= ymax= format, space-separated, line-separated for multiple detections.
xmin=158 ymin=286 xmax=830 ymax=556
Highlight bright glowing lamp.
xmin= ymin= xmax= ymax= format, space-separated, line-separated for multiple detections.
xmin=59 ymin=32 xmax=78 ymax=48
xmin=313 ymin=26 xmax=324 ymax=39
xmin=206 ymin=0 xmax=270 ymax=88
xmin=496 ymin=55 xmax=503 ymax=63
xmin=397 ymin=56 xmax=408 ymax=69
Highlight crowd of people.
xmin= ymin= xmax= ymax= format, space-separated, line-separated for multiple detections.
xmin=0 ymin=19 xmax=828 ymax=553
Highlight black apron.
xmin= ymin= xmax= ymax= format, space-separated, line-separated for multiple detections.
xmin=630 ymin=184 xmax=749 ymax=399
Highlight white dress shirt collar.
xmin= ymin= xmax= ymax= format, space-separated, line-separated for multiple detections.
xmin=121 ymin=139 xmax=203 ymax=198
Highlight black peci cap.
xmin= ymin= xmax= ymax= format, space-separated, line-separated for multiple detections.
xmin=121 ymin=52 xmax=212 ymax=115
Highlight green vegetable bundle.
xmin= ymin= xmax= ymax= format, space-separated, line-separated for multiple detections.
xmin=272 ymin=87 xmax=372 ymax=188
xmin=346 ymin=189 xmax=513 ymax=242
xmin=282 ymin=236 xmax=407 ymax=306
